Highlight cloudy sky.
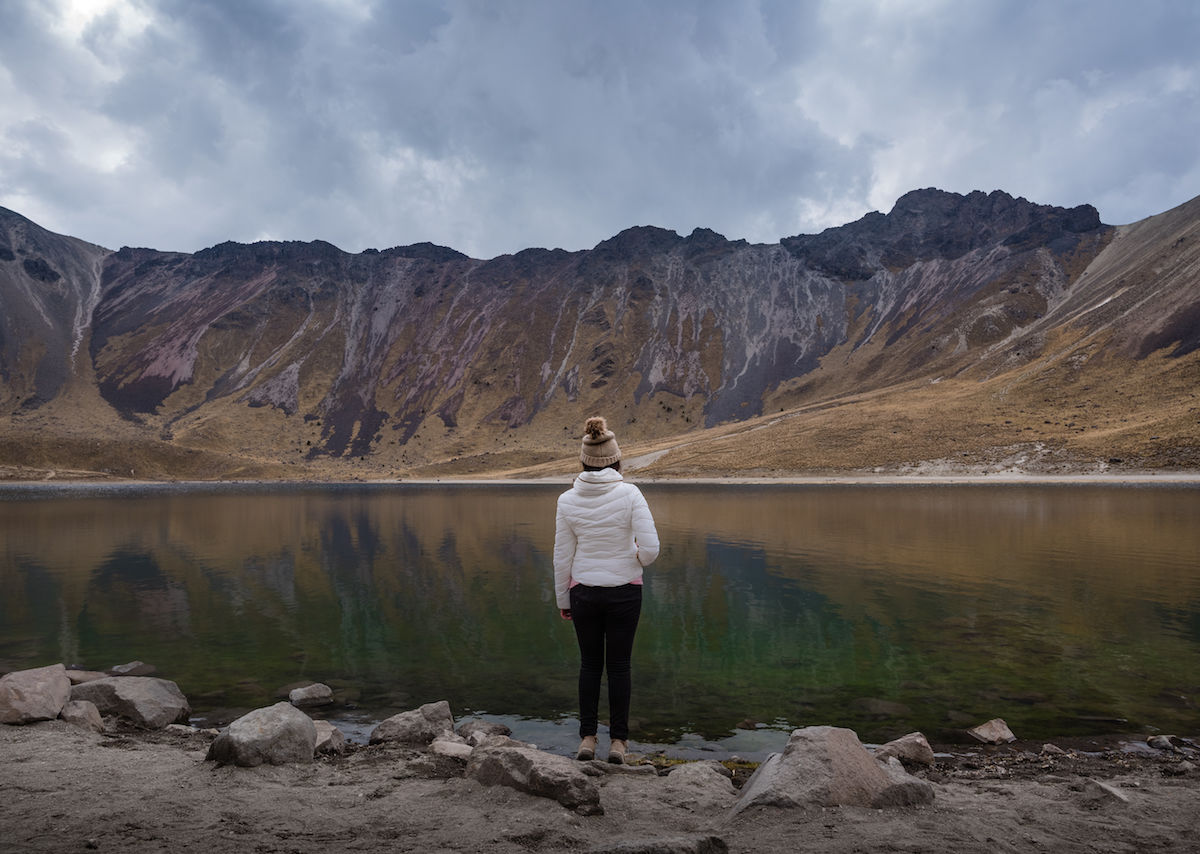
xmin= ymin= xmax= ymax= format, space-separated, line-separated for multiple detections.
xmin=2 ymin=0 xmax=1198 ymax=259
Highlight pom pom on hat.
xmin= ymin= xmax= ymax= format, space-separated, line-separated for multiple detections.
xmin=580 ymin=416 xmax=621 ymax=466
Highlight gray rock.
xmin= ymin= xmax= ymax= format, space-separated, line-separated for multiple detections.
xmin=431 ymin=736 xmax=474 ymax=760
xmin=70 ymin=677 xmax=190 ymax=729
xmin=313 ymin=720 xmax=346 ymax=755
xmin=1147 ymin=734 xmax=1196 ymax=752
xmin=1079 ymin=778 xmax=1130 ymax=805
xmin=457 ymin=719 xmax=512 ymax=741
xmin=1041 ymin=743 xmax=1067 ymax=755
xmin=59 ymin=699 xmax=105 ymax=733
xmin=164 ymin=723 xmax=204 ymax=737
xmin=472 ymin=733 xmax=537 ymax=750
xmin=206 ymin=702 xmax=317 ymax=766
xmin=288 ymin=683 xmax=333 ymax=708
xmin=369 ymin=700 xmax=455 ymax=745
xmin=661 ymin=761 xmax=737 ymax=811
xmin=588 ymin=836 xmax=728 ymax=854
xmin=0 ymin=664 xmax=71 ymax=724
xmin=875 ymin=732 xmax=935 ymax=767
xmin=967 ymin=718 xmax=1016 ymax=744
xmin=875 ymin=757 xmax=936 ymax=807
xmin=108 ymin=661 xmax=157 ymax=677
xmin=65 ymin=670 xmax=108 ymax=685
xmin=466 ymin=745 xmax=603 ymax=815
xmin=585 ymin=761 xmax=658 ymax=777
xmin=733 ymin=725 xmax=931 ymax=814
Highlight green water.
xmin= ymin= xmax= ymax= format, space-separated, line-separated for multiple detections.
xmin=2 ymin=482 xmax=1198 ymax=754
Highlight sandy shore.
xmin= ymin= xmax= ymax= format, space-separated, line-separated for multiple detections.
xmin=3 ymin=721 xmax=1198 ymax=854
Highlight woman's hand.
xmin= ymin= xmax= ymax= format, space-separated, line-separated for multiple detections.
xmin=559 ymin=608 xmax=572 ymax=621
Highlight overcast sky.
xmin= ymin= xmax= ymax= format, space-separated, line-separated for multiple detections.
xmin=2 ymin=0 xmax=1198 ymax=259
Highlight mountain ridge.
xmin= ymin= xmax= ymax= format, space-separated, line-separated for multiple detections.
xmin=1 ymin=188 xmax=1196 ymax=480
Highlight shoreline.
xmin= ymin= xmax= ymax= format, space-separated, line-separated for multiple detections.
xmin=3 ymin=471 xmax=1200 ymax=491
xmin=3 ymin=716 xmax=1198 ymax=854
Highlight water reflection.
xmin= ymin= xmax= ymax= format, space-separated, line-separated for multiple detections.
xmin=1 ymin=483 xmax=1198 ymax=749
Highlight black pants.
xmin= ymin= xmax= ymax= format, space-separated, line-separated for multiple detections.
xmin=569 ymin=583 xmax=643 ymax=741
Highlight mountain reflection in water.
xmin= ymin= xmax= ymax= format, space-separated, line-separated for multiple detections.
xmin=1 ymin=482 xmax=1198 ymax=752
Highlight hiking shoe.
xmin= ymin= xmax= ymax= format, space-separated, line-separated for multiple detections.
xmin=575 ymin=736 xmax=597 ymax=761
xmin=607 ymin=739 xmax=628 ymax=764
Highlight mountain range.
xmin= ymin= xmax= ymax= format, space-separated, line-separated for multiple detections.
xmin=1 ymin=187 xmax=1197 ymax=480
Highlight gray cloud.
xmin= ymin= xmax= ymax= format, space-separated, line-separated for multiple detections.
xmin=1 ymin=0 xmax=1197 ymax=258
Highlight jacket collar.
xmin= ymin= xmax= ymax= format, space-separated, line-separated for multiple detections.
xmin=575 ymin=468 xmax=624 ymax=490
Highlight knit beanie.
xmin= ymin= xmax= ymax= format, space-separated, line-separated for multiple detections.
xmin=580 ymin=416 xmax=621 ymax=467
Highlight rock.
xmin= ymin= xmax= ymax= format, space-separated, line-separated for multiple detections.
xmin=585 ymin=761 xmax=658 ymax=777
xmin=275 ymin=680 xmax=316 ymax=700
xmin=0 ymin=664 xmax=71 ymax=724
xmin=472 ymin=733 xmax=537 ymax=750
xmin=967 ymin=718 xmax=1016 ymax=744
xmin=431 ymin=736 xmax=474 ymax=760
xmin=369 ymin=700 xmax=455 ymax=745
xmin=661 ymin=761 xmax=737 ymax=811
xmin=732 ymin=725 xmax=933 ymax=814
xmin=70 ymin=677 xmax=190 ymax=729
xmin=1079 ymin=778 xmax=1130 ymax=805
xmin=313 ymin=720 xmax=346 ymax=755
xmin=59 ymin=699 xmax=105 ymax=733
xmin=466 ymin=745 xmax=603 ymax=815
xmin=65 ymin=670 xmax=108 ymax=685
xmin=875 ymin=732 xmax=935 ymax=767
xmin=876 ymin=757 xmax=936 ymax=807
xmin=588 ymin=836 xmax=728 ymax=854
xmin=206 ymin=702 xmax=317 ymax=766
xmin=456 ymin=719 xmax=512 ymax=742
xmin=108 ymin=661 xmax=157 ymax=677
xmin=1147 ymin=734 xmax=1196 ymax=752
xmin=165 ymin=723 xmax=203 ymax=737
xmin=288 ymin=683 xmax=333 ymax=708
xmin=1041 ymin=743 xmax=1067 ymax=755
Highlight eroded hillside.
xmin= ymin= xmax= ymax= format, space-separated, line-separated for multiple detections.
xmin=1 ymin=188 xmax=1196 ymax=480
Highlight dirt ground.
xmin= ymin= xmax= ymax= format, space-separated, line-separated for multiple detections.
xmin=2 ymin=722 xmax=1198 ymax=854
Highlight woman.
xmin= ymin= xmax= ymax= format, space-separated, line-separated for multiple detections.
xmin=554 ymin=416 xmax=659 ymax=764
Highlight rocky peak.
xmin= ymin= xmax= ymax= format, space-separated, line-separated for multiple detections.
xmin=782 ymin=188 xmax=1105 ymax=280
xmin=590 ymin=225 xmax=683 ymax=261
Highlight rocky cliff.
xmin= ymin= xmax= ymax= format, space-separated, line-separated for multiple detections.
xmin=1 ymin=187 xmax=1197 ymax=479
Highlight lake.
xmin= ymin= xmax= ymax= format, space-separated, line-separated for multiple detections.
xmin=2 ymin=481 xmax=1198 ymax=758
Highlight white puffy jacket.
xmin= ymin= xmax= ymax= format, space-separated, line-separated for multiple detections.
xmin=553 ymin=468 xmax=660 ymax=609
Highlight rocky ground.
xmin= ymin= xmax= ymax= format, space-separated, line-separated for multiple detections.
xmin=3 ymin=720 xmax=1198 ymax=854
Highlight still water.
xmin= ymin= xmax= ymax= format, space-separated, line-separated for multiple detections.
xmin=2 ymin=482 xmax=1198 ymax=756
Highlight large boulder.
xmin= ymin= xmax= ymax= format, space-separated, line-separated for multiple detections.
xmin=732 ymin=725 xmax=934 ymax=814
xmin=70 ymin=677 xmax=190 ymax=729
xmin=0 ymin=664 xmax=71 ymax=724
xmin=466 ymin=745 xmax=603 ymax=815
xmin=206 ymin=702 xmax=317 ymax=766
xmin=369 ymin=700 xmax=455 ymax=745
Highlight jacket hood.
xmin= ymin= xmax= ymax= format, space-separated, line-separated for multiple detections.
xmin=574 ymin=468 xmax=624 ymax=493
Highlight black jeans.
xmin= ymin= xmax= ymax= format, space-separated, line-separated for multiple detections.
xmin=569 ymin=583 xmax=643 ymax=741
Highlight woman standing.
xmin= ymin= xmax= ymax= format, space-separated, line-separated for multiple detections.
xmin=554 ymin=416 xmax=659 ymax=764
